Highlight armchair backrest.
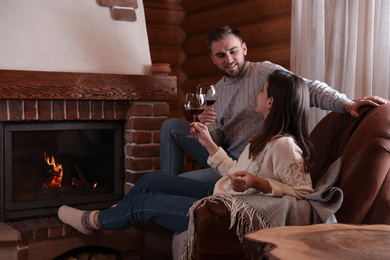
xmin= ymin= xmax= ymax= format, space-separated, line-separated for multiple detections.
xmin=310 ymin=103 xmax=390 ymax=224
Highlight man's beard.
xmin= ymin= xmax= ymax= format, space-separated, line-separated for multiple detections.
xmin=219 ymin=60 xmax=246 ymax=79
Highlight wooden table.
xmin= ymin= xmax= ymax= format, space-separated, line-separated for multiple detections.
xmin=243 ymin=223 xmax=390 ymax=259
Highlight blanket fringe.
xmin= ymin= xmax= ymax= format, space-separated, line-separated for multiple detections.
xmin=180 ymin=194 xmax=271 ymax=260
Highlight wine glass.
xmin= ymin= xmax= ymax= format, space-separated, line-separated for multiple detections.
xmin=196 ymin=82 xmax=222 ymax=130
xmin=184 ymin=93 xmax=205 ymax=138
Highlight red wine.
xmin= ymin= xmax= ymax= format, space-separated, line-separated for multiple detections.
xmin=206 ymin=100 xmax=216 ymax=106
xmin=187 ymin=108 xmax=204 ymax=116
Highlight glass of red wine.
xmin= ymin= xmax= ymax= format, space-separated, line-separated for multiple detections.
xmin=184 ymin=93 xmax=205 ymax=138
xmin=196 ymin=82 xmax=221 ymax=131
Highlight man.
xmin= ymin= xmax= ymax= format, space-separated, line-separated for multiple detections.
xmin=160 ymin=25 xmax=386 ymax=182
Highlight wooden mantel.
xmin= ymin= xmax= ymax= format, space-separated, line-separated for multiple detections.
xmin=0 ymin=69 xmax=177 ymax=101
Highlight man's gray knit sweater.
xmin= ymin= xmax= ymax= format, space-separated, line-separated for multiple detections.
xmin=211 ymin=61 xmax=352 ymax=160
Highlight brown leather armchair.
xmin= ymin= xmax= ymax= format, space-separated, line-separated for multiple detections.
xmin=192 ymin=103 xmax=390 ymax=259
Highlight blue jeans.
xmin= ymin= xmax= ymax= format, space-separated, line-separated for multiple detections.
xmin=98 ymin=172 xmax=215 ymax=233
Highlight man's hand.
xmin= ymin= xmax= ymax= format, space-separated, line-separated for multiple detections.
xmin=197 ymin=106 xmax=217 ymax=126
xmin=344 ymin=96 xmax=388 ymax=118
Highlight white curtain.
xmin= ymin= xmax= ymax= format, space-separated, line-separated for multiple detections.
xmin=291 ymin=0 xmax=390 ymax=132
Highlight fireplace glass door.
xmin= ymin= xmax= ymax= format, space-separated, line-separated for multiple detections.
xmin=0 ymin=121 xmax=124 ymax=221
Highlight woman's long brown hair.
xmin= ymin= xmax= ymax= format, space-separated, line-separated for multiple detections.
xmin=249 ymin=69 xmax=312 ymax=171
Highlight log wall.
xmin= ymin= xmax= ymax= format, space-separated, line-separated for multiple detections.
xmin=144 ymin=0 xmax=291 ymax=119
xmin=143 ymin=0 xmax=186 ymax=119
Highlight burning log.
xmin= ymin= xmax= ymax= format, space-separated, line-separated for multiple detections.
xmin=74 ymin=164 xmax=89 ymax=187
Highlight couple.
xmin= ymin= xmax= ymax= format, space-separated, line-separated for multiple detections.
xmin=59 ymin=69 xmax=314 ymax=235
xmin=58 ymin=26 xmax=387 ymax=236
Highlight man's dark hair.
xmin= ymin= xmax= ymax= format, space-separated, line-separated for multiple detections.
xmin=206 ymin=25 xmax=243 ymax=50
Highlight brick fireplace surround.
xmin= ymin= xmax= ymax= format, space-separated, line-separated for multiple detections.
xmin=0 ymin=69 xmax=176 ymax=259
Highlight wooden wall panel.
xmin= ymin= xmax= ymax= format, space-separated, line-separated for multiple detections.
xmin=144 ymin=7 xmax=184 ymax=25
xmin=247 ymin=44 xmax=291 ymax=69
xmin=143 ymin=0 xmax=182 ymax=11
xmin=182 ymin=55 xmax=218 ymax=78
xmin=147 ymin=25 xmax=185 ymax=47
xmin=183 ymin=0 xmax=291 ymax=35
xmin=150 ymin=48 xmax=185 ymax=66
xmin=182 ymin=0 xmax=231 ymax=14
xmin=144 ymin=0 xmax=185 ymax=118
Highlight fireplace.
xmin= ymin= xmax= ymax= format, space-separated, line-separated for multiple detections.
xmin=0 ymin=69 xmax=176 ymax=259
xmin=0 ymin=120 xmax=124 ymax=221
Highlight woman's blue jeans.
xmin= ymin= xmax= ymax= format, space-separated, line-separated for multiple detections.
xmin=98 ymin=172 xmax=215 ymax=233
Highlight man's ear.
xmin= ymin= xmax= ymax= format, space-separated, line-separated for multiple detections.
xmin=210 ymin=53 xmax=216 ymax=65
xmin=242 ymin=42 xmax=248 ymax=56
xmin=267 ymin=97 xmax=274 ymax=110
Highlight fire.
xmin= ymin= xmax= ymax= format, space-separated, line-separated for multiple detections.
xmin=43 ymin=152 xmax=98 ymax=188
xmin=44 ymin=152 xmax=63 ymax=187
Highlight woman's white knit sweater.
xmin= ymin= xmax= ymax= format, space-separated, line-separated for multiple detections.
xmin=208 ymin=136 xmax=314 ymax=199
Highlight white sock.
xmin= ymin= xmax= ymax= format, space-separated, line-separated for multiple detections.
xmin=58 ymin=205 xmax=100 ymax=235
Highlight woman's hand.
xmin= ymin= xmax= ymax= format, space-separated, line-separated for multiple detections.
xmin=228 ymin=171 xmax=255 ymax=192
xmin=228 ymin=171 xmax=271 ymax=193
xmin=197 ymin=106 xmax=217 ymax=127
xmin=190 ymin=122 xmax=219 ymax=156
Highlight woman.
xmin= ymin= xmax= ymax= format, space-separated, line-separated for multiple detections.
xmin=58 ymin=69 xmax=314 ymax=235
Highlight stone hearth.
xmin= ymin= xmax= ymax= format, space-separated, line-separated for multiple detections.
xmin=0 ymin=218 xmax=140 ymax=259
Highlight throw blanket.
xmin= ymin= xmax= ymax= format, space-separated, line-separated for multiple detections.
xmin=178 ymin=157 xmax=344 ymax=260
